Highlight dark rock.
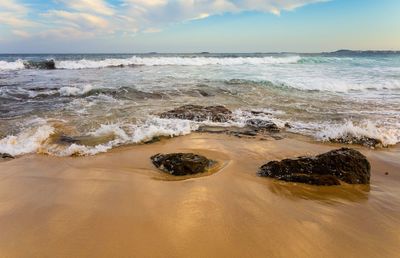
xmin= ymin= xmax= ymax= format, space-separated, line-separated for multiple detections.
xmin=57 ymin=135 xmax=81 ymax=144
xmin=328 ymin=136 xmax=383 ymax=148
xmin=385 ymin=172 xmax=389 ymax=175
xmin=24 ymin=60 xmax=56 ymax=70
xmin=249 ymin=110 xmax=272 ymax=116
xmin=197 ymin=126 xmax=229 ymax=134
xmin=159 ymin=105 xmax=232 ymax=122
xmin=284 ymin=122 xmax=291 ymax=128
xmin=271 ymin=135 xmax=284 ymax=140
xmin=232 ymin=130 xmax=258 ymax=137
xmin=151 ymin=153 xmax=215 ymax=176
xmin=1 ymin=153 xmax=15 ymax=159
xmin=197 ymin=90 xmax=212 ymax=97
xmin=246 ymin=119 xmax=280 ymax=132
xmin=259 ymin=148 xmax=371 ymax=186
xmin=144 ymin=136 xmax=161 ymax=144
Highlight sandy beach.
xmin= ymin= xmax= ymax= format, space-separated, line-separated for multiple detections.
xmin=1 ymin=133 xmax=399 ymax=257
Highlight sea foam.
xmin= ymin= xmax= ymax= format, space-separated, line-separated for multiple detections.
xmin=59 ymin=84 xmax=94 ymax=96
xmin=316 ymin=120 xmax=399 ymax=147
xmin=0 ymin=124 xmax=55 ymax=156
xmin=0 ymin=60 xmax=25 ymax=70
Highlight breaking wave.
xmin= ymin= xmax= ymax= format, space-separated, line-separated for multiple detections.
xmin=1 ymin=112 xmax=398 ymax=157
xmin=59 ymin=84 xmax=94 ymax=96
xmin=0 ymin=60 xmax=25 ymax=70
xmin=0 ymin=109 xmax=288 ymax=156
xmin=56 ymin=56 xmax=301 ymax=69
xmin=290 ymin=120 xmax=400 ymax=147
xmin=0 ymin=118 xmax=197 ymax=156
xmin=0 ymin=56 xmax=302 ymax=70
xmin=315 ymin=120 xmax=400 ymax=147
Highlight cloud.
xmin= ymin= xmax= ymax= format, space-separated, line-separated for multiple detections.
xmin=0 ymin=0 xmax=34 ymax=28
xmin=60 ymin=0 xmax=115 ymax=16
xmin=39 ymin=27 xmax=95 ymax=39
xmin=44 ymin=10 xmax=110 ymax=30
xmin=0 ymin=14 xmax=33 ymax=27
xmin=1 ymin=0 xmax=327 ymax=40
xmin=143 ymin=27 xmax=162 ymax=33
xmin=0 ymin=0 xmax=28 ymax=13
xmin=12 ymin=29 xmax=30 ymax=37
xmin=119 ymin=0 xmax=327 ymax=29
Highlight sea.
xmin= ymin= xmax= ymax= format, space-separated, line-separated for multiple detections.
xmin=0 ymin=51 xmax=399 ymax=156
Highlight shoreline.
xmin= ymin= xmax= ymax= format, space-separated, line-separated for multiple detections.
xmin=0 ymin=133 xmax=399 ymax=257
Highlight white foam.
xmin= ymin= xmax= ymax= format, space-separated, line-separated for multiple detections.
xmin=55 ymin=56 xmax=301 ymax=69
xmin=0 ymin=59 xmax=25 ymax=70
xmin=59 ymin=84 xmax=93 ymax=96
xmin=230 ymin=109 xmax=287 ymax=128
xmin=0 ymin=117 xmax=198 ymax=156
xmin=316 ymin=120 xmax=399 ymax=146
xmin=0 ymin=124 xmax=55 ymax=156
xmin=53 ymin=118 xmax=197 ymax=156
xmin=2 ymin=114 xmax=398 ymax=157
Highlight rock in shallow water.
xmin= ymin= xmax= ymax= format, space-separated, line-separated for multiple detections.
xmin=159 ymin=105 xmax=232 ymax=122
xmin=328 ymin=136 xmax=383 ymax=148
xmin=245 ymin=119 xmax=280 ymax=132
xmin=23 ymin=60 xmax=56 ymax=70
xmin=258 ymin=148 xmax=371 ymax=186
xmin=1 ymin=153 xmax=15 ymax=160
xmin=151 ymin=153 xmax=215 ymax=176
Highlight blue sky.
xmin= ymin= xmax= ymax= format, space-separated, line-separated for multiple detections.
xmin=0 ymin=0 xmax=399 ymax=53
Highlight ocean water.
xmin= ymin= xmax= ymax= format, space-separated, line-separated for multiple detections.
xmin=0 ymin=52 xmax=399 ymax=156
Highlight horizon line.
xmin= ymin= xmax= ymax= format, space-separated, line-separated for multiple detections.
xmin=1 ymin=49 xmax=400 ymax=55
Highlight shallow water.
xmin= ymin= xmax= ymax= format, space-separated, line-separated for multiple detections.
xmin=1 ymin=52 xmax=399 ymax=156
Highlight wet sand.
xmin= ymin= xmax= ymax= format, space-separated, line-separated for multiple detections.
xmin=0 ymin=133 xmax=399 ymax=257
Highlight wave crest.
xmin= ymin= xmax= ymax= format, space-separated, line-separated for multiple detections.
xmin=1 ymin=56 xmax=302 ymax=70
xmin=316 ymin=120 xmax=399 ymax=147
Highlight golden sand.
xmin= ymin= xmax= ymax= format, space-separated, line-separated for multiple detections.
xmin=0 ymin=133 xmax=399 ymax=257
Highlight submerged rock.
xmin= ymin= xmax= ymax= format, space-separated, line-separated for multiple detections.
xmin=57 ymin=135 xmax=81 ymax=144
xmin=259 ymin=148 xmax=371 ymax=186
xmin=159 ymin=105 xmax=232 ymax=122
xmin=24 ymin=60 xmax=56 ymax=70
xmin=328 ymin=136 xmax=383 ymax=148
xmin=1 ymin=153 xmax=15 ymax=160
xmin=151 ymin=153 xmax=215 ymax=176
xmin=144 ymin=136 xmax=162 ymax=144
xmin=245 ymin=119 xmax=280 ymax=132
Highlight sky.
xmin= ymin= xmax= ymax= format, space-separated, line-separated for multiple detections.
xmin=0 ymin=0 xmax=399 ymax=53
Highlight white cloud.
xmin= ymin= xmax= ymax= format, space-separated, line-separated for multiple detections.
xmin=143 ymin=27 xmax=162 ymax=33
xmin=119 ymin=0 xmax=326 ymax=29
xmin=44 ymin=10 xmax=109 ymax=30
xmin=0 ymin=0 xmax=34 ymax=28
xmin=0 ymin=14 xmax=33 ymax=27
xmin=60 ymin=0 xmax=115 ymax=16
xmin=0 ymin=0 xmax=28 ymax=14
xmin=39 ymin=27 xmax=95 ymax=39
xmin=1 ymin=0 xmax=327 ymax=40
xmin=125 ymin=0 xmax=168 ymax=7
xmin=12 ymin=29 xmax=30 ymax=37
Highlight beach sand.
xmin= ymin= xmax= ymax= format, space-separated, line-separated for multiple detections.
xmin=0 ymin=133 xmax=399 ymax=257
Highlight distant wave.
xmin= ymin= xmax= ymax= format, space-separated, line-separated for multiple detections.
xmin=0 ymin=56 xmax=302 ymax=70
xmin=57 ymin=56 xmax=302 ymax=69
xmin=0 ymin=60 xmax=25 ymax=70
xmin=223 ymin=78 xmax=400 ymax=92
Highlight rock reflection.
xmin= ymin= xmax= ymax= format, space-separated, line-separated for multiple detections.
xmin=267 ymin=180 xmax=370 ymax=203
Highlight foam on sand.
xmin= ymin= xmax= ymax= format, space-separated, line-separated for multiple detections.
xmin=316 ymin=120 xmax=399 ymax=147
